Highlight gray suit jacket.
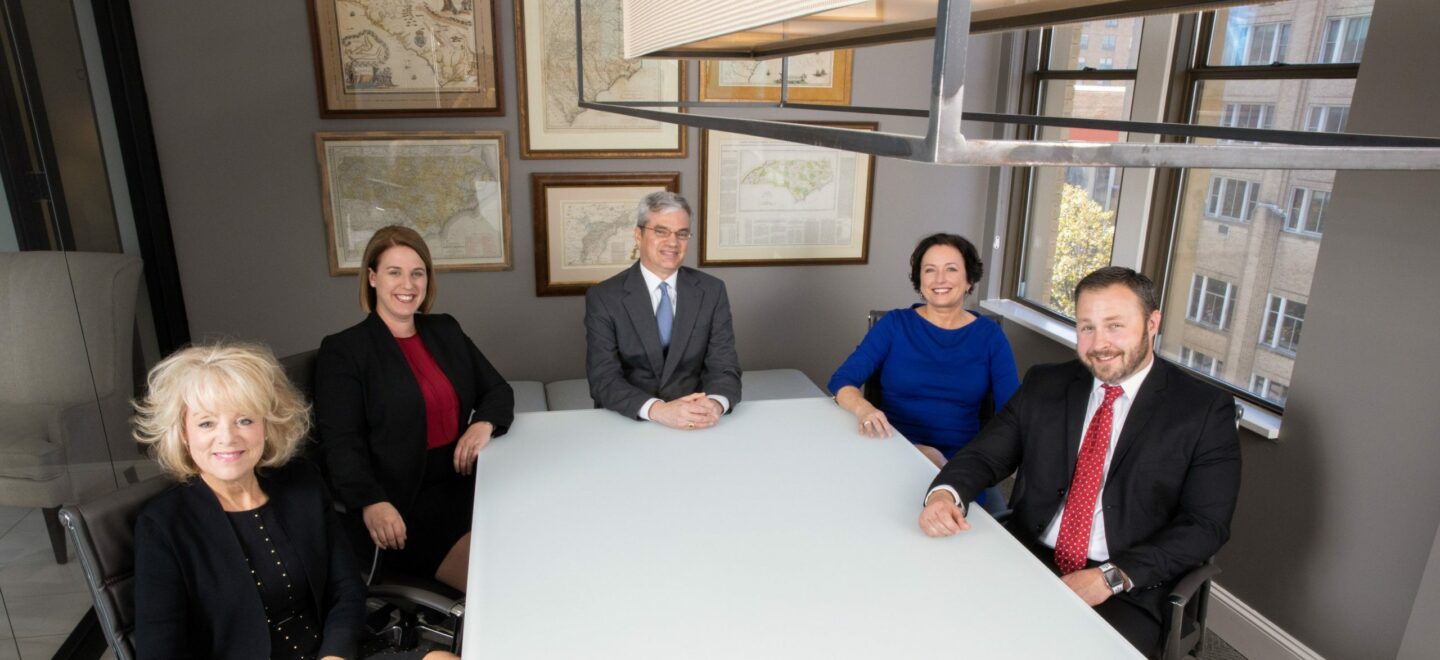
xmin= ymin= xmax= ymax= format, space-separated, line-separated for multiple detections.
xmin=585 ymin=262 xmax=742 ymax=418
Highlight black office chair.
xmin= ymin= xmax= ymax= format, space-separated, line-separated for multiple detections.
xmin=1159 ymin=558 xmax=1220 ymax=660
xmin=281 ymin=349 xmax=467 ymax=655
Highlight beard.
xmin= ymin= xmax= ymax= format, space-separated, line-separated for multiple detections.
xmin=1082 ymin=333 xmax=1154 ymax=385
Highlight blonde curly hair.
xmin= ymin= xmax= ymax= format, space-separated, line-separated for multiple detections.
xmin=133 ymin=342 xmax=311 ymax=480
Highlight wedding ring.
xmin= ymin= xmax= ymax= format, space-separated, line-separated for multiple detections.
xmin=863 ymin=420 xmax=873 ymax=426
xmin=687 ymin=422 xmax=695 ymax=429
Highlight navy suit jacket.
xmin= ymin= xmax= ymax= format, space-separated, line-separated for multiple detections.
xmin=930 ymin=357 xmax=1241 ymax=620
xmin=584 ymin=263 xmax=742 ymax=418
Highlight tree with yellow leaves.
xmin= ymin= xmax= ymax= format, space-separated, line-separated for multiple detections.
xmin=1048 ymin=183 xmax=1117 ymax=316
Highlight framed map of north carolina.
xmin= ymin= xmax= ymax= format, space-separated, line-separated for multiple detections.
xmin=308 ymin=0 xmax=503 ymax=116
xmin=514 ymin=0 xmax=685 ymax=158
xmin=531 ymin=172 xmax=680 ymax=295
xmin=700 ymin=122 xmax=876 ymax=267
xmin=316 ymin=131 xmax=512 ymax=274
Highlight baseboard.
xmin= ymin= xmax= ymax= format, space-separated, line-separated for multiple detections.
xmin=1209 ymin=583 xmax=1324 ymax=660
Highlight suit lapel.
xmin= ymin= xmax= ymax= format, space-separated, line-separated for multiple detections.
xmin=1109 ymin=357 xmax=1167 ymax=472
xmin=1064 ymin=367 xmax=1091 ymax=475
xmin=621 ymin=264 xmax=667 ymax=377
xmin=660 ymin=268 xmax=703 ymax=386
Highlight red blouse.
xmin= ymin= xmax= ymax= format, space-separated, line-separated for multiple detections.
xmin=394 ymin=334 xmax=461 ymax=449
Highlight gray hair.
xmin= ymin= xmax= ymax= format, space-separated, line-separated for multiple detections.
xmin=636 ymin=191 xmax=691 ymax=227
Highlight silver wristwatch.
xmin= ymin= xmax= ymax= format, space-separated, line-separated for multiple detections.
xmin=1098 ymin=562 xmax=1126 ymax=594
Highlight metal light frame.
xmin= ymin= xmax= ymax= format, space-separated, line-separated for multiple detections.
xmin=576 ymin=0 xmax=1440 ymax=170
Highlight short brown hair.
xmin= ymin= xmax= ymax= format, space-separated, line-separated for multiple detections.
xmin=1073 ymin=266 xmax=1159 ymax=316
xmin=132 ymin=342 xmax=311 ymax=481
xmin=359 ymin=225 xmax=436 ymax=313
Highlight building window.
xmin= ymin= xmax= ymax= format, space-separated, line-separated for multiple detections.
xmin=1319 ymin=15 xmax=1369 ymax=63
xmin=1249 ymin=374 xmax=1290 ymax=405
xmin=1105 ymin=18 xmax=1120 ymax=27
xmin=1102 ymin=35 xmax=1117 ymax=50
xmin=1286 ymin=187 xmax=1328 ymax=235
xmin=1205 ymin=176 xmax=1259 ymax=222
xmin=1305 ymin=105 xmax=1349 ymax=133
xmin=1187 ymin=274 xmax=1236 ymax=331
xmin=1098 ymin=57 xmax=1114 ymax=69
xmin=1219 ymin=103 xmax=1274 ymax=144
xmin=1080 ymin=33 xmax=1090 ymax=49
xmin=1179 ymin=347 xmax=1225 ymax=377
xmin=1260 ymin=294 xmax=1307 ymax=355
xmin=1226 ymin=21 xmax=1291 ymax=65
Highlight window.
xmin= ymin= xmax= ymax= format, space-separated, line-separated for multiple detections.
xmin=1105 ymin=18 xmax=1120 ymax=27
xmin=1078 ymin=56 xmax=1087 ymax=67
xmin=1286 ymin=187 xmax=1328 ymax=235
xmin=1010 ymin=1 xmax=1371 ymax=412
xmin=1080 ymin=33 xmax=1090 ymax=49
xmin=1226 ymin=21 xmax=1291 ymax=65
xmin=1179 ymin=347 xmax=1225 ymax=377
xmin=1260 ymin=295 xmax=1307 ymax=354
xmin=1319 ymin=15 xmax=1369 ymax=63
xmin=1102 ymin=35 xmax=1117 ymax=50
xmin=1098 ymin=57 xmax=1114 ymax=69
xmin=1205 ymin=176 xmax=1259 ymax=221
xmin=1187 ymin=275 xmax=1236 ymax=330
xmin=1219 ymin=103 xmax=1274 ymax=143
xmin=1305 ymin=105 xmax=1349 ymax=133
xmin=1249 ymin=374 xmax=1290 ymax=405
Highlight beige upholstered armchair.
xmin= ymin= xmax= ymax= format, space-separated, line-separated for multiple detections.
xmin=0 ymin=251 xmax=142 ymax=563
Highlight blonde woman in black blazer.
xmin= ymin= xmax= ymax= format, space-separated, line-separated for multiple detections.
xmin=131 ymin=342 xmax=457 ymax=660
xmin=315 ymin=226 xmax=514 ymax=593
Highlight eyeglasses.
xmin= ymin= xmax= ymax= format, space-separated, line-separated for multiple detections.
xmin=641 ymin=226 xmax=692 ymax=240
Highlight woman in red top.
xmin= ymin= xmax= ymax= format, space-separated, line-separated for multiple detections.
xmin=315 ymin=226 xmax=514 ymax=592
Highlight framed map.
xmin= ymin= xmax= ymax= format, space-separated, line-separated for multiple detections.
xmin=316 ymin=131 xmax=511 ymax=274
xmin=514 ymin=0 xmax=685 ymax=158
xmin=308 ymin=0 xmax=502 ymax=116
xmin=700 ymin=50 xmax=854 ymax=105
xmin=531 ymin=172 xmax=680 ymax=295
xmin=700 ymin=123 xmax=876 ymax=267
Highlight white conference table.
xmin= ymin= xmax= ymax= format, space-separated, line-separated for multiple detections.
xmin=464 ymin=398 xmax=1140 ymax=659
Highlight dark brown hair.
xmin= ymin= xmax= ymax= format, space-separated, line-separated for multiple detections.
xmin=359 ymin=225 xmax=436 ymax=313
xmin=1073 ymin=266 xmax=1159 ymax=316
xmin=909 ymin=233 xmax=983 ymax=294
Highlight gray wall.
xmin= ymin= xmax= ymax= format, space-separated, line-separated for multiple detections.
xmin=128 ymin=2 xmax=1000 ymax=386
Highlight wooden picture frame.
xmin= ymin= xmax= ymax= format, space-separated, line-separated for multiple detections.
xmin=700 ymin=122 xmax=877 ymax=267
xmin=531 ymin=172 xmax=680 ymax=295
xmin=699 ymin=50 xmax=854 ymax=105
xmin=514 ymin=0 xmax=686 ymax=159
xmin=308 ymin=0 xmax=503 ymax=117
xmin=316 ymin=131 xmax=512 ymax=275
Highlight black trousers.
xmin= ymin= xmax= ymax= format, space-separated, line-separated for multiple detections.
xmin=1023 ymin=540 xmax=1162 ymax=656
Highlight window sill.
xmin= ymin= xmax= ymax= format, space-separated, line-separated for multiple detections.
xmin=980 ymin=298 xmax=1282 ymax=440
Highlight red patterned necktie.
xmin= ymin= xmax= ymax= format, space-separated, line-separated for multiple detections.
xmin=1054 ymin=384 xmax=1125 ymax=574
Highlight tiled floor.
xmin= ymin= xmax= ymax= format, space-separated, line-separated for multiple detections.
xmin=0 ymin=506 xmax=93 ymax=659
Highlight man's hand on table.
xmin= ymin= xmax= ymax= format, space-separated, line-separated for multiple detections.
xmin=919 ymin=490 xmax=970 ymax=536
xmin=649 ymin=393 xmax=721 ymax=430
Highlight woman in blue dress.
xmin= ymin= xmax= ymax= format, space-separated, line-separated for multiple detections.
xmin=829 ymin=233 xmax=1020 ymax=479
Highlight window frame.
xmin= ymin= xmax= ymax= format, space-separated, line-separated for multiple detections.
xmin=1285 ymin=186 xmax=1328 ymax=236
xmin=1319 ymin=15 xmax=1369 ymax=64
xmin=1259 ymin=294 xmax=1307 ymax=355
xmin=1186 ymin=274 xmax=1237 ymax=331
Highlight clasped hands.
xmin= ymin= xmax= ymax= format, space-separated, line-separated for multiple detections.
xmin=918 ymin=491 xmax=1118 ymax=606
xmin=649 ymin=392 xmax=723 ymax=430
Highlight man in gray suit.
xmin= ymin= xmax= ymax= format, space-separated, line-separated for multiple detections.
xmin=585 ymin=191 xmax=742 ymax=429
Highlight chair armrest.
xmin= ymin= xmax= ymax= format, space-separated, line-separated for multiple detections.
xmin=1168 ymin=563 xmax=1221 ymax=607
xmin=367 ymin=583 xmax=466 ymax=619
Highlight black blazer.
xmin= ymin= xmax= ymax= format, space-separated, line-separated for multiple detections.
xmin=930 ymin=358 xmax=1241 ymax=620
xmin=584 ymin=262 xmax=742 ymax=418
xmin=133 ymin=462 xmax=365 ymax=660
xmin=315 ymin=312 xmax=514 ymax=513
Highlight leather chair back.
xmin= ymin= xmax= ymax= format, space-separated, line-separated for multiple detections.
xmin=58 ymin=476 xmax=174 ymax=660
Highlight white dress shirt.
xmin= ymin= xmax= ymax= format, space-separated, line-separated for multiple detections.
xmin=1038 ymin=358 xmax=1155 ymax=562
xmin=636 ymin=264 xmax=730 ymax=421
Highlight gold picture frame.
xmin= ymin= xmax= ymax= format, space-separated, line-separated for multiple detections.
xmin=316 ymin=131 xmax=512 ymax=275
xmin=699 ymin=50 xmax=854 ymax=105
xmin=700 ymin=122 xmax=876 ymax=267
xmin=531 ymin=172 xmax=681 ymax=295
xmin=308 ymin=0 xmax=503 ymax=117
xmin=514 ymin=0 xmax=686 ymax=159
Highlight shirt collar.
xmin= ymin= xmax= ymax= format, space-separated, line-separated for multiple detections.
xmin=1091 ymin=352 xmax=1156 ymax=401
xmin=639 ymin=263 xmax=678 ymax=292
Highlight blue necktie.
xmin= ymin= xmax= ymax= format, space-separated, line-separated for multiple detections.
xmin=656 ymin=282 xmax=673 ymax=349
